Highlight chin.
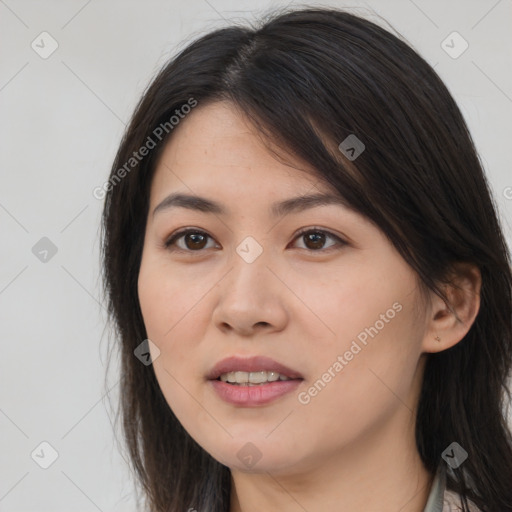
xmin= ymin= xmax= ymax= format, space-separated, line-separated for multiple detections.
xmin=202 ymin=436 xmax=305 ymax=474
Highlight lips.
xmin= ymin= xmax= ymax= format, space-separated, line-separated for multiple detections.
xmin=207 ymin=355 xmax=304 ymax=381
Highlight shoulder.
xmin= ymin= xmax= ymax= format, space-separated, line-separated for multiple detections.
xmin=443 ymin=489 xmax=482 ymax=512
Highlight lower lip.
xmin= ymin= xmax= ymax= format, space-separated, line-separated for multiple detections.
xmin=209 ymin=379 xmax=302 ymax=406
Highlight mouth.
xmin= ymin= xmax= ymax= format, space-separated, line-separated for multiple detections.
xmin=207 ymin=355 xmax=304 ymax=382
xmin=207 ymin=355 xmax=304 ymax=406
xmin=217 ymin=370 xmax=297 ymax=385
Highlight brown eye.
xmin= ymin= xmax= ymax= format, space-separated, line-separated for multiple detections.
xmin=292 ymin=228 xmax=345 ymax=252
xmin=183 ymin=232 xmax=208 ymax=250
xmin=165 ymin=229 xmax=216 ymax=252
xmin=164 ymin=227 xmax=346 ymax=254
xmin=302 ymin=231 xmax=327 ymax=250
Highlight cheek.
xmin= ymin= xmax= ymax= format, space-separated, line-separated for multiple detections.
xmin=301 ymin=268 xmax=422 ymax=414
xmin=308 ymin=262 xmax=413 ymax=353
xmin=293 ymin=315 xmax=421 ymax=454
xmin=137 ymin=255 xmax=213 ymax=389
xmin=335 ymin=306 xmax=422 ymax=425
xmin=138 ymin=261 xmax=206 ymax=433
xmin=138 ymin=256 xmax=204 ymax=341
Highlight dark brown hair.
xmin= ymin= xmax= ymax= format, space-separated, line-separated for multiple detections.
xmin=101 ymin=6 xmax=512 ymax=511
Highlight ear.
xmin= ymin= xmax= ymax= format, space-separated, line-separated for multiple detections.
xmin=422 ymin=262 xmax=482 ymax=354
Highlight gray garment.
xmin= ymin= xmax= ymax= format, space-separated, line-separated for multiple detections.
xmin=423 ymin=463 xmax=447 ymax=512
xmin=422 ymin=464 xmax=481 ymax=512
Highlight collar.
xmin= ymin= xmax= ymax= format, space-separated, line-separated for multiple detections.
xmin=423 ymin=462 xmax=447 ymax=512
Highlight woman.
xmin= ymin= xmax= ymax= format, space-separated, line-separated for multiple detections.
xmin=101 ymin=6 xmax=512 ymax=511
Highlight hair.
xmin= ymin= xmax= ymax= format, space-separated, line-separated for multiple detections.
xmin=100 ymin=5 xmax=512 ymax=512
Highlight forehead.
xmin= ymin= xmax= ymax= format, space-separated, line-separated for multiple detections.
xmin=150 ymin=101 xmax=327 ymax=202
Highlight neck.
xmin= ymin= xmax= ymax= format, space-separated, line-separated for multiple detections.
xmin=229 ymin=404 xmax=434 ymax=512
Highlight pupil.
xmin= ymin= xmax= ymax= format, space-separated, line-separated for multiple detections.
xmin=186 ymin=233 xmax=206 ymax=249
xmin=306 ymin=232 xmax=324 ymax=249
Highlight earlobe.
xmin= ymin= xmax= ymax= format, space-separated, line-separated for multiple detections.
xmin=422 ymin=263 xmax=482 ymax=354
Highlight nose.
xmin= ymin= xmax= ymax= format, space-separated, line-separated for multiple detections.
xmin=211 ymin=246 xmax=289 ymax=337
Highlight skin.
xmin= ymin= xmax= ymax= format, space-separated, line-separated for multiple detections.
xmin=137 ymin=101 xmax=481 ymax=511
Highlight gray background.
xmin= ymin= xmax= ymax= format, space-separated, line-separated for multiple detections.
xmin=1 ymin=0 xmax=511 ymax=510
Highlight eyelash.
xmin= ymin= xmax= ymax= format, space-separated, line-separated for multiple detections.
xmin=164 ymin=227 xmax=347 ymax=254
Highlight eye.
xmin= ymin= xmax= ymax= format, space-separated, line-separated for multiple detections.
xmin=290 ymin=227 xmax=346 ymax=252
xmin=164 ymin=227 xmax=347 ymax=253
xmin=164 ymin=228 xmax=217 ymax=252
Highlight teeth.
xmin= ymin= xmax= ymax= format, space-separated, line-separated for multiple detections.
xmin=218 ymin=370 xmax=292 ymax=384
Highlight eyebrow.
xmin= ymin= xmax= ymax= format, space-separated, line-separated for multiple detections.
xmin=152 ymin=192 xmax=351 ymax=219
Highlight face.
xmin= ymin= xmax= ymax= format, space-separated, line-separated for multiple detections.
xmin=137 ymin=100 xmax=430 ymax=475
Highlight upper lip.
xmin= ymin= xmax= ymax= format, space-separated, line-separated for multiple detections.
xmin=207 ymin=355 xmax=304 ymax=380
